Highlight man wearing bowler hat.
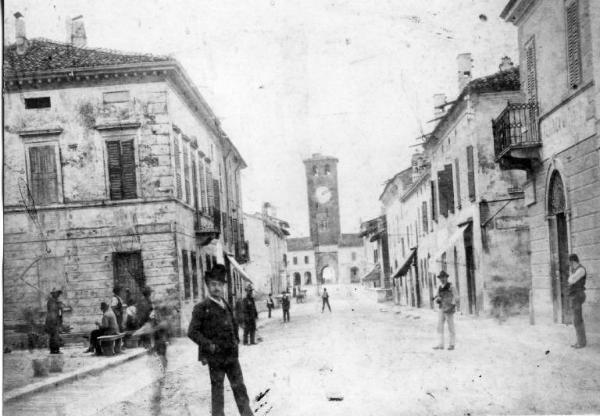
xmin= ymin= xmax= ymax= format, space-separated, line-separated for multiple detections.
xmin=432 ymin=270 xmax=459 ymax=351
xmin=188 ymin=264 xmax=253 ymax=416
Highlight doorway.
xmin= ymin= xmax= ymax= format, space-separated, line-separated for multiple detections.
xmin=321 ymin=266 xmax=336 ymax=283
xmin=113 ymin=251 xmax=145 ymax=304
xmin=293 ymin=272 xmax=301 ymax=287
xmin=548 ymin=172 xmax=571 ymax=324
xmin=464 ymin=225 xmax=477 ymax=315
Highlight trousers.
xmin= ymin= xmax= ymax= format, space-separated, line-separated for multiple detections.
xmin=267 ymin=306 xmax=273 ymax=318
xmin=90 ymin=328 xmax=110 ymax=354
xmin=437 ymin=311 xmax=455 ymax=347
xmin=322 ymin=299 xmax=331 ymax=312
xmin=243 ymin=322 xmax=256 ymax=345
xmin=570 ymin=291 xmax=586 ymax=347
xmin=48 ymin=327 xmax=61 ymax=354
xmin=283 ymin=309 xmax=290 ymax=322
xmin=208 ymin=358 xmax=253 ymax=416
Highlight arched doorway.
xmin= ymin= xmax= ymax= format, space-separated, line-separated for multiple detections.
xmin=293 ymin=272 xmax=301 ymax=287
xmin=321 ymin=266 xmax=336 ymax=284
xmin=548 ymin=171 xmax=571 ymax=323
xmin=304 ymin=271 xmax=312 ymax=285
xmin=350 ymin=267 xmax=359 ymax=283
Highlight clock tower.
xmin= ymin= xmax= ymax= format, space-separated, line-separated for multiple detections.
xmin=304 ymin=154 xmax=341 ymax=246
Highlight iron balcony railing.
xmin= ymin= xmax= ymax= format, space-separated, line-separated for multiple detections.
xmin=493 ymin=101 xmax=540 ymax=160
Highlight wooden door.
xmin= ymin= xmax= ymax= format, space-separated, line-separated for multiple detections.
xmin=113 ymin=251 xmax=145 ymax=303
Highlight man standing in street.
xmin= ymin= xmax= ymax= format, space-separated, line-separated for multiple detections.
xmin=45 ymin=288 xmax=63 ymax=354
xmin=568 ymin=253 xmax=587 ymax=349
xmin=281 ymin=292 xmax=291 ymax=323
xmin=188 ymin=264 xmax=253 ymax=416
xmin=266 ymin=293 xmax=275 ymax=318
xmin=321 ymin=288 xmax=331 ymax=313
xmin=432 ymin=271 xmax=458 ymax=351
xmin=242 ymin=285 xmax=258 ymax=345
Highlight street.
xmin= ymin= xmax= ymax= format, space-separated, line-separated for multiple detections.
xmin=5 ymin=286 xmax=600 ymax=416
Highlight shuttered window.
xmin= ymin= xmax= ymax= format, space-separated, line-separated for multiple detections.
xmin=437 ymin=164 xmax=454 ymax=217
xmin=213 ymin=178 xmax=221 ymax=228
xmin=206 ymin=166 xmax=214 ymax=214
xmin=192 ymin=158 xmax=199 ymax=211
xmin=525 ymin=37 xmax=537 ymax=103
xmin=28 ymin=145 xmax=59 ymax=205
xmin=430 ymin=180 xmax=437 ymax=222
xmin=566 ymin=0 xmax=582 ymax=89
xmin=106 ymin=139 xmax=137 ymax=200
xmin=454 ymin=158 xmax=461 ymax=210
xmin=183 ymin=142 xmax=191 ymax=205
xmin=191 ymin=251 xmax=199 ymax=298
xmin=467 ymin=146 xmax=476 ymax=201
xmin=437 ymin=171 xmax=448 ymax=218
xmin=182 ymin=250 xmax=191 ymax=300
xmin=198 ymin=159 xmax=208 ymax=212
xmin=173 ymin=135 xmax=182 ymax=200
xmin=422 ymin=201 xmax=428 ymax=234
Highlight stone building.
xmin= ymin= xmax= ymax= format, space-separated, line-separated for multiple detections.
xmin=287 ymin=153 xmax=364 ymax=294
xmin=500 ymin=0 xmax=600 ymax=330
xmin=3 ymin=14 xmax=248 ymax=338
xmin=359 ymin=215 xmax=390 ymax=293
xmin=243 ymin=204 xmax=290 ymax=297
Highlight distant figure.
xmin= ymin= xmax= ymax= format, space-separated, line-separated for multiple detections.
xmin=321 ymin=288 xmax=331 ymax=313
xmin=568 ymin=254 xmax=587 ymax=349
xmin=432 ymin=271 xmax=458 ymax=351
xmin=85 ymin=302 xmax=119 ymax=355
xmin=242 ymin=285 xmax=258 ymax=345
xmin=45 ymin=288 xmax=63 ymax=354
xmin=266 ymin=293 xmax=275 ymax=318
xmin=111 ymin=287 xmax=125 ymax=331
xmin=187 ymin=264 xmax=254 ymax=416
xmin=137 ymin=287 xmax=154 ymax=348
xmin=281 ymin=292 xmax=291 ymax=322
xmin=123 ymin=294 xmax=139 ymax=331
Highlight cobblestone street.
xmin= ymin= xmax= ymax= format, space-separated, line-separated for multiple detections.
xmin=5 ymin=286 xmax=600 ymax=416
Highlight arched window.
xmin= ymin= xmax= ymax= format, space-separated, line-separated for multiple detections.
xmin=304 ymin=271 xmax=312 ymax=285
xmin=548 ymin=172 xmax=566 ymax=215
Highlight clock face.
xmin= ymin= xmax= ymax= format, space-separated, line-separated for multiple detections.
xmin=315 ymin=186 xmax=332 ymax=204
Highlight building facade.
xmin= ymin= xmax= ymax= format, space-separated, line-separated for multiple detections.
xmin=500 ymin=0 xmax=600 ymax=329
xmin=3 ymin=14 xmax=248 ymax=338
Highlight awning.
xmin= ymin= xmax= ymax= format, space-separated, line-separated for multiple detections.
xmin=362 ymin=265 xmax=381 ymax=282
xmin=393 ymin=248 xmax=417 ymax=278
xmin=431 ymin=223 xmax=470 ymax=269
xmin=225 ymin=253 xmax=253 ymax=284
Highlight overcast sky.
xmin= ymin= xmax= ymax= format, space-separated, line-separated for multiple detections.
xmin=4 ymin=0 xmax=517 ymax=237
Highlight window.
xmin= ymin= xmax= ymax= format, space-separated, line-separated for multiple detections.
xmin=183 ymin=141 xmax=191 ymax=205
xmin=182 ymin=250 xmax=191 ymax=300
xmin=191 ymin=251 xmax=199 ymax=298
xmin=206 ymin=165 xmax=214 ymax=213
xmin=293 ymin=257 xmax=298 ymax=265
xmin=304 ymin=256 xmax=309 ymax=264
xmin=106 ymin=139 xmax=137 ymax=200
xmin=205 ymin=254 xmax=212 ymax=272
xmin=192 ymin=158 xmax=199 ymax=211
xmin=467 ymin=146 xmax=476 ymax=201
xmin=422 ymin=201 xmax=428 ymax=234
xmin=454 ymin=158 xmax=461 ymax=210
xmin=25 ymin=97 xmax=51 ymax=109
xmin=198 ymin=159 xmax=208 ymax=212
xmin=173 ymin=134 xmax=182 ymax=200
xmin=28 ymin=145 xmax=59 ymax=205
xmin=565 ymin=0 xmax=582 ymax=89
xmin=525 ymin=37 xmax=537 ymax=103
xmin=401 ymin=238 xmax=405 ymax=258
xmin=373 ymin=249 xmax=378 ymax=263
xmin=351 ymin=252 xmax=357 ymax=261
xmin=283 ymin=254 xmax=287 ymax=266
xmin=437 ymin=164 xmax=454 ymax=217
xmin=430 ymin=180 xmax=438 ymax=222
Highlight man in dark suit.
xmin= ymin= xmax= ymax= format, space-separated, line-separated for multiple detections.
xmin=188 ymin=264 xmax=253 ymax=416
xmin=242 ymin=285 xmax=258 ymax=345
xmin=281 ymin=292 xmax=290 ymax=322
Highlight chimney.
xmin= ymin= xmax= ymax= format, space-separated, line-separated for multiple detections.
xmin=433 ymin=93 xmax=447 ymax=117
xmin=499 ymin=56 xmax=514 ymax=72
xmin=457 ymin=53 xmax=473 ymax=92
xmin=14 ymin=12 xmax=29 ymax=55
xmin=67 ymin=15 xmax=87 ymax=48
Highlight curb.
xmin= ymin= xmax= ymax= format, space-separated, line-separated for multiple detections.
xmin=3 ymin=348 xmax=147 ymax=403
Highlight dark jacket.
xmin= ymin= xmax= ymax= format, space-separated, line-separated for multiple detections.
xmin=188 ymin=298 xmax=239 ymax=364
xmin=242 ymin=296 xmax=258 ymax=324
xmin=281 ymin=295 xmax=290 ymax=311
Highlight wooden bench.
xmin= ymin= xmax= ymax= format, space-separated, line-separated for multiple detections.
xmin=97 ymin=333 xmax=125 ymax=356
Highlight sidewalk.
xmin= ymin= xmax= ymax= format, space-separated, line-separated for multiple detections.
xmin=3 ymin=345 xmax=146 ymax=402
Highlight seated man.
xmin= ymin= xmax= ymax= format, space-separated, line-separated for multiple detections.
xmin=85 ymin=302 xmax=119 ymax=355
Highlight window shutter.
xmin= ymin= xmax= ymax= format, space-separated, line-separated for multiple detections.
xmin=106 ymin=141 xmax=123 ymax=200
xmin=454 ymin=158 xmax=461 ymax=209
xmin=525 ymin=38 xmax=537 ymax=103
xmin=198 ymin=159 xmax=207 ymax=212
xmin=430 ymin=180 xmax=437 ymax=222
xmin=173 ymin=136 xmax=182 ymax=200
xmin=191 ymin=251 xmax=199 ymax=298
xmin=192 ymin=158 xmax=199 ymax=211
xmin=422 ymin=201 xmax=428 ymax=234
xmin=445 ymin=164 xmax=455 ymax=214
xmin=182 ymin=250 xmax=191 ymax=300
xmin=566 ymin=1 xmax=582 ymax=88
xmin=467 ymin=146 xmax=476 ymax=201
xmin=213 ymin=178 xmax=220 ymax=228
xmin=206 ymin=167 xmax=214 ymax=214
xmin=120 ymin=139 xmax=137 ymax=199
xmin=437 ymin=170 xmax=448 ymax=217
xmin=29 ymin=146 xmax=58 ymax=205
xmin=183 ymin=143 xmax=191 ymax=205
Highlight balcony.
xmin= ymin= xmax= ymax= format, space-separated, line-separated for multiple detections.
xmin=195 ymin=210 xmax=220 ymax=246
xmin=493 ymin=102 xmax=541 ymax=170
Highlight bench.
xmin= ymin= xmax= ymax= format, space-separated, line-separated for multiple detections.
xmin=97 ymin=333 xmax=125 ymax=356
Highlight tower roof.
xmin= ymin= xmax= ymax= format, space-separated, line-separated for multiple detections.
xmin=303 ymin=153 xmax=339 ymax=164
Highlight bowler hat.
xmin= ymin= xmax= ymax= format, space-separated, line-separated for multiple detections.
xmin=437 ymin=270 xmax=449 ymax=279
xmin=205 ymin=264 xmax=227 ymax=283
xmin=50 ymin=288 xmax=63 ymax=296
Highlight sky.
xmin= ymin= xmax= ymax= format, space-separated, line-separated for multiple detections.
xmin=4 ymin=0 xmax=518 ymax=237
